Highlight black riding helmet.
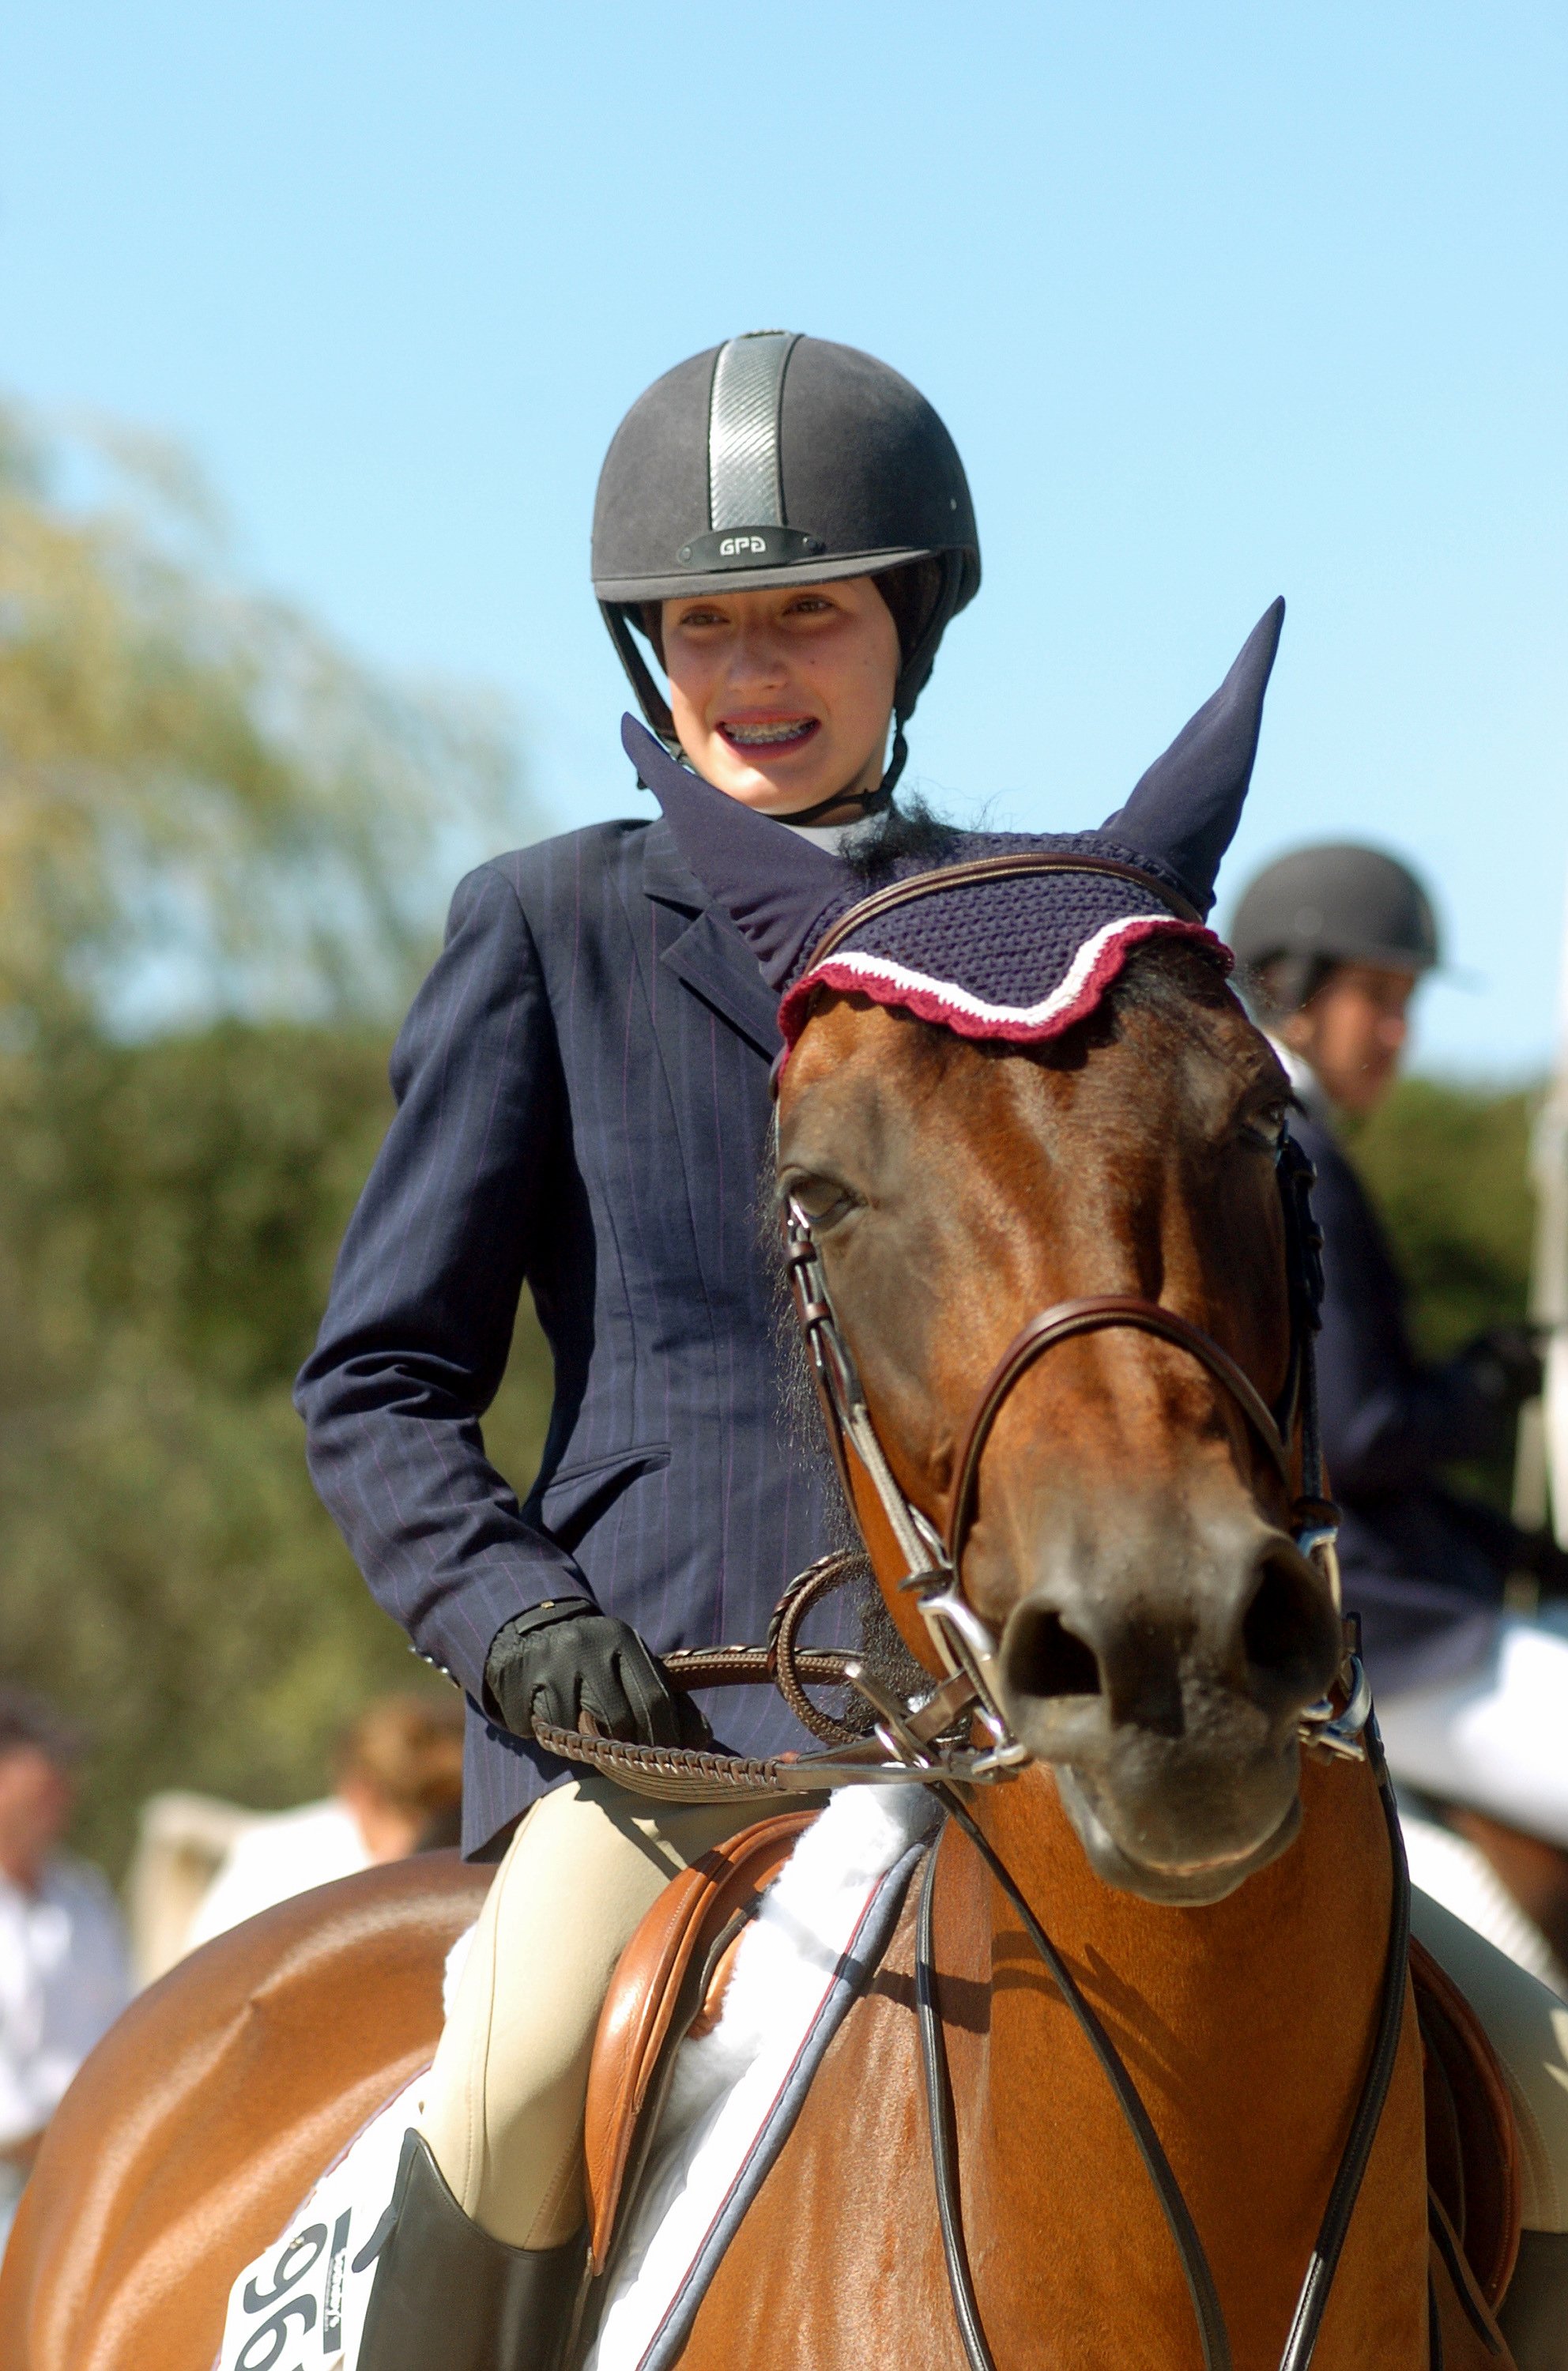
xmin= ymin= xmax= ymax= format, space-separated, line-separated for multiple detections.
xmin=1229 ymin=843 xmax=1441 ymax=1015
xmin=592 ymin=331 xmax=980 ymax=801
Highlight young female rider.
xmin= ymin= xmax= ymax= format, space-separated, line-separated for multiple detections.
xmin=295 ymin=330 xmax=981 ymax=2370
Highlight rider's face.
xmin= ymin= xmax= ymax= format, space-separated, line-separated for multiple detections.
xmin=660 ymin=577 xmax=899 ymax=823
xmin=1281 ymin=962 xmax=1419 ymax=1116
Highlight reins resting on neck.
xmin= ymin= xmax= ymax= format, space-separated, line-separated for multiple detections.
xmin=916 ymin=1740 xmax=1412 ymax=2371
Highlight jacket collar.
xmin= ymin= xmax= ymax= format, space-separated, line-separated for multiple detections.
xmin=642 ymin=820 xmax=780 ymax=1058
xmin=640 ymin=817 xmax=707 ymax=914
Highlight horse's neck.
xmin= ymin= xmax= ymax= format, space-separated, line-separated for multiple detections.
xmin=940 ymin=1754 xmax=1431 ymax=2369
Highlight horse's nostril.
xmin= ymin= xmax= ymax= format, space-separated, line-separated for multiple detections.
xmin=1242 ymin=1546 xmax=1336 ymax=1697
xmin=1006 ymin=1605 xmax=1102 ymax=1702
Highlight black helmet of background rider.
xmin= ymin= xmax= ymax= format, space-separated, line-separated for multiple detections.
xmin=1229 ymin=844 xmax=1441 ymax=1019
xmin=592 ymin=332 xmax=980 ymax=807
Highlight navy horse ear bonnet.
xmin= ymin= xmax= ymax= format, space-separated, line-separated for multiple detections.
xmin=628 ymin=599 xmax=1283 ymax=1056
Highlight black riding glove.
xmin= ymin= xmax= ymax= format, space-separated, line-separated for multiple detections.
xmin=1452 ymin=1325 xmax=1544 ymax=1417
xmin=484 ymin=1599 xmax=701 ymax=1750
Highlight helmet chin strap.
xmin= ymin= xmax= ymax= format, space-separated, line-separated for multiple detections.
xmin=771 ymin=721 xmax=909 ymax=826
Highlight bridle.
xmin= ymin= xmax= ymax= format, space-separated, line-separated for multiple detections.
xmin=780 ymin=851 xmax=1359 ymax=1782
xmin=533 ymin=854 xmax=1366 ymax=1797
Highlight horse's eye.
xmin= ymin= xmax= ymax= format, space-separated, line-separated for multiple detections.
xmin=1242 ymin=1100 xmax=1288 ymax=1150
xmin=786 ymin=1176 xmax=858 ymax=1231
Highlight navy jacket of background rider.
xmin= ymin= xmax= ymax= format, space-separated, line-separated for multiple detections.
xmin=1291 ymin=1106 xmax=1515 ymax=1696
xmin=295 ymin=813 xmax=840 ymax=1860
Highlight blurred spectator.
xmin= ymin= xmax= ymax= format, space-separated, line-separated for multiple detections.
xmin=0 ymin=1687 xmax=131 ymax=2256
xmin=126 ymin=1792 xmax=273 ymax=1986
xmin=182 ymin=1691 xmax=465 ymax=1953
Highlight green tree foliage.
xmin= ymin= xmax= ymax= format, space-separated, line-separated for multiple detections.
xmin=0 ymin=405 xmax=550 ymax=1874
xmin=1342 ymin=1076 xmax=1538 ymax=1513
xmin=0 ymin=1023 xmax=553 ymax=1875
xmin=0 ymin=401 xmax=514 ymax=1031
xmin=1348 ymin=1079 xmax=1536 ymax=1360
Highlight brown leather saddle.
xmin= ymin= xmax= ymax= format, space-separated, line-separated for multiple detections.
xmin=582 ymin=1813 xmax=1525 ymax=2314
xmin=1412 ymin=1932 xmax=1522 ymax=2312
xmin=582 ymin=1809 xmax=816 ymax=2276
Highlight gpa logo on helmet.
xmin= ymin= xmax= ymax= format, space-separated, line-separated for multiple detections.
xmin=675 ymin=526 xmax=824 ymax=569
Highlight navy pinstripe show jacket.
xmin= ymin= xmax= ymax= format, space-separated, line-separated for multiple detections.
xmin=295 ymin=816 xmax=839 ymax=1858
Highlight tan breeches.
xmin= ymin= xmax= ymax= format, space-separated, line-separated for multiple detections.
xmin=418 ymin=1776 xmax=772 ymax=2249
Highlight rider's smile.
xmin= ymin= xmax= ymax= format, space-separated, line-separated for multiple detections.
xmin=716 ymin=713 xmax=821 ymax=759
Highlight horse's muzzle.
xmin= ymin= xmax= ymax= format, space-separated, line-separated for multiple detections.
xmin=995 ymin=1520 xmax=1342 ymax=1905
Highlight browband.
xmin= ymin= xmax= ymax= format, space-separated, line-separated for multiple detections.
xmin=801 ymin=850 xmax=1204 ymax=979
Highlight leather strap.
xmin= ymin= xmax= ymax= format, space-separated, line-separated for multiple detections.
xmin=945 ymin=1296 xmax=1293 ymax=1566
xmin=915 ymin=1838 xmax=996 ymax=2371
xmin=920 ymin=1797 xmax=1233 ymax=2371
xmin=803 ymin=850 xmax=1204 ymax=978
xmin=918 ymin=1748 xmax=1413 ymax=2371
xmin=764 ymin=1551 xmax=876 ymax=1743
xmin=1276 ymin=1737 xmax=1413 ymax=2368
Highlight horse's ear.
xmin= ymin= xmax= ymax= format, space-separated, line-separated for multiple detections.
xmin=1099 ymin=599 xmax=1285 ymax=918
xmin=622 ymin=716 xmax=852 ymax=988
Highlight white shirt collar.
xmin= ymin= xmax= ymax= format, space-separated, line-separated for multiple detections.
xmin=775 ymin=816 xmax=861 ymax=855
xmin=1266 ymin=1035 xmax=1331 ymax=1121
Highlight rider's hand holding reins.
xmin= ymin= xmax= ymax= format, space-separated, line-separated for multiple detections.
xmin=484 ymin=1600 xmax=703 ymax=1751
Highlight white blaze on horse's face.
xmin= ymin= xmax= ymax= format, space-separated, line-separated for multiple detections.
xmin=778 ymin=953 xmax=1343 ymax=1907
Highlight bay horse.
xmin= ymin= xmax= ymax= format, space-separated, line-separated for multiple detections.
xmin=0 ymin=938 xmax=1516 ymax=2371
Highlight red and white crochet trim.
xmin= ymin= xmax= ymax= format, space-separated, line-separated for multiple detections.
xmin=778 ymin=914 xmax=1227 ymax=1050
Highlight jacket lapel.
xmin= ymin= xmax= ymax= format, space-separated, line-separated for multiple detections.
xmin=643 ymin=823 xmax=781 ymax=1059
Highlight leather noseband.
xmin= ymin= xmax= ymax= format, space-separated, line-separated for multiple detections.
xmin=946 ymin=1295 xmax=1296 ymax=1570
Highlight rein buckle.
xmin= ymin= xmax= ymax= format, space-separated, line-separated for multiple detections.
xmin=1298 ymin=1649 xmax=1372 ymax=1763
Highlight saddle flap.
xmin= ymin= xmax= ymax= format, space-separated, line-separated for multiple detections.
xmin=1412 ymin=1933 xmax=1523 ymax=2308
xmin=583 ymin=1810 xmax=816 ymax=2272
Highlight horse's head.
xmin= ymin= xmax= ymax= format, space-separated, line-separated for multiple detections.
xmin=631 ymin=597 xmax=1342 ymax=1905
xmin=775 ymin=944 xmax=1340 ymax=1902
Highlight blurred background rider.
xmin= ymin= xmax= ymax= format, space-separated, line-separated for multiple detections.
xmin=0 ymin=1687 xmax=130 ymax=2259
xmin=1231 ymin=846 xmax=1568 ymax=1977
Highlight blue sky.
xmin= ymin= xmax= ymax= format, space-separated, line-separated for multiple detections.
xmin=2 ymin=2 xmax=1563 ymax=1070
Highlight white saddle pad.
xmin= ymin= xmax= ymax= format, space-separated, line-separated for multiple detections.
xmin=216 ymin=1787 xmax=935 ymax=2371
